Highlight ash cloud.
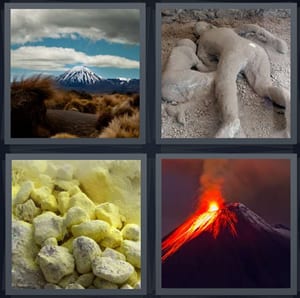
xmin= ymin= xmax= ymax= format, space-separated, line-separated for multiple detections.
xmin=162 ymin=159 xmax=291 ymax=237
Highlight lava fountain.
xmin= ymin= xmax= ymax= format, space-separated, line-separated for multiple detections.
xmin=162 ymin=186 xmax=238 ymax=262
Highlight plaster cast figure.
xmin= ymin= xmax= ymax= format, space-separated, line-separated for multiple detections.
xmin=194 ymin=21 xmax=290 ymax=138
xmin=161 ymin=38 xmax=215 ymax=124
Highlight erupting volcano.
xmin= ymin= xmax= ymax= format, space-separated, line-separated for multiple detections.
xmin=162 ymin=187 xmax=238 ymax=262
xmin=162 ymin=198 xmax=290 ymax=288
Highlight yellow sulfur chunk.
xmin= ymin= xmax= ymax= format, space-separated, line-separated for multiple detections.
xmin=73 ymin=236 xmax=102 ymax=274
xmin=120 ymin=283 xmax=133 ymax=289
xmin=42 ymin=237 xmax=58 ymax=247
xmin=37 ymin=174 xmax=54 ymax=191
xmin=31 ymin=186 xmax=51 ymax=206
xmin=65 ymin=283 xmax=85 ymax=289
xmin=58 ymin=271 xmax=79 ymax=288
xmin=61 ymin=237 xmax=74 ymax=253
xmin=14 ymin=181 xmax=34 ymax=206
xmin=40 ymin=194 xmax=58 ymax=212
xmin=56 ymin=164 xmax=74 ymax=181
xmin=37 ymin=245 xmax=75 ymax=284
xmin=68 ymin=192 xmax=96 ymax=219
xmin=65 ymin=207 xmax=90 ymax=229
xmin=95 ymin=202 xmax=122 ymax=229
xmin=102 ymin=248 xmax=126 ymax=261
xmin=57 ymin=191 xmax=70 ymax=214
xmin=33 ymin=211 xmax=65 ymax=245
xmin=126 ymin=270 xmax=138 ymax=287
xmin=76 ymin=273 xmax=95 ymax=288
xmin=101 ymin=227 xmax=123 ymax=249
xmin=121 ymin=224 xmax=140 ymax=241
xmin=68 ymin=185 xmax=81 ymax=196
xmin=92 ymin=256 xmax=134 ymax=284
xmin=71 ymin=220 xmax=110 ymax=242
xmin=12 ymin=185 xmax=20 ymax=201
xmin=93 ymin=277 xmax=118 ymax=289
xmin=119 ymin=240 xmax=141 ymax=269
xmin=55 ymin=179 xmax=80 ymax=192
xmin=15 ymin=199 xmax=41 ymax=223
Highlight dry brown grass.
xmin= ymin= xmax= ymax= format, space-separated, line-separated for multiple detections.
xmin=11 ymin=76 xmax=140 ymax=138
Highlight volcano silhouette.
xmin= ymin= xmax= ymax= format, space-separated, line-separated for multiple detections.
xmin=162 ymin=203 xmax=290 ymax=288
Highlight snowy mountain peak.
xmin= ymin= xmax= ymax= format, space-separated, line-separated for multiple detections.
xmin=57 ymin=65 xmax=103 ymax=85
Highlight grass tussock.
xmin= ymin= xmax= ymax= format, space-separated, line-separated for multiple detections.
xmin=11 ymin=76 xmax=140 ymax=138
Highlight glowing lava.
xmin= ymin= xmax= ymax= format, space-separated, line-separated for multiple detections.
xmin=162 ymin=188 xmax=238 ymax=262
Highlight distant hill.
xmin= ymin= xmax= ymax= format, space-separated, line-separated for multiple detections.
xmin=56 ymin=65 xmax=139 ymax=93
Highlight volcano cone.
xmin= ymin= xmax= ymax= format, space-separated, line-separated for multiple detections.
xmin=162 ymin=203 xmax=290 ymax=288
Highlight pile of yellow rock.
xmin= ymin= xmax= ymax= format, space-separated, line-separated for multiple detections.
xmin=12 ymin=161 xmax=141 ymax=289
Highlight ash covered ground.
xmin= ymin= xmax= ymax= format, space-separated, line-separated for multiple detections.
xmin=161 ymin=9 xmax=291 ymax=138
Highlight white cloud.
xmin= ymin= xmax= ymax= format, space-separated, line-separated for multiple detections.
xmin=11 ymin=46 xmax=139 ymax=71
xmin=11 ymin=9 xmax=140 ymax=45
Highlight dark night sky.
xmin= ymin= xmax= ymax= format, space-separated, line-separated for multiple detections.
xmin=162 ymin=159 xmax=291 ymax=237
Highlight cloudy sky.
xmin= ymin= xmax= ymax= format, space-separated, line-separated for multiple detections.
xmin=162 ymin=159 xmax=291 ymax=237
xmin=11 ymin=9 xmax=140 ymax=79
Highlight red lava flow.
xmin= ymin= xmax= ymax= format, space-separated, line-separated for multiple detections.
xmin=162 ymin=187 xmax=238 ymax=262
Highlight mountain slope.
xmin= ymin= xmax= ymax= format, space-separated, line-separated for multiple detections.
xmin=57 ymin=66 xmax=103 ymax=85
xmin=56 ymin=66 xmax=139 ymax=93
xmin=162 ymin=203 xmax=290 ymax=288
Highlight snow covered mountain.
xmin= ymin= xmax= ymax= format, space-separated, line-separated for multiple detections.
xmin=162 ymin=202 xmax=290 ymax=288
xmin=56 ymin=66 xmax=139 ymax=93
xmin=57 ymin=66 xmax=103 ymax=85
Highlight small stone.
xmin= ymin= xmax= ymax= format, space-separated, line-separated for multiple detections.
xmin=119 ymin=240 xmax=141 ymax=268
xmin=37 ymin=245 xmax=75 ymax=284
xmin=102 ymin=248 xmax=126 ymax=261
xmin=58 ymin=271 xmax=79 ymax=288
xmin=56 ymin=164 xmax=74 ymax=181
xmin=120 ymin=283 xmax=133 ymax=289
xmin=121 ymin=224 xmax=140 ymax=241
xmin=92 ymin=256 xmax=134 ymax=284
xmin=31 ymin=186 xmax=52 ymax=205
xmin=65 ymin=207 xmax=90 ymax=229
xmin=93 ymin=277 xmax=118 ymax=289
xmin=61 ymin=237 xmax=74 ymax=253
xmin=42 ymin=237 xmax=58 ymax=247
xmin=14 ymin=181 xmax=34 ymax=205
xmin=73 ymin=236 xmax=102 ymax=274
xmin=55 ymin=179 xmax=80 ymax=192
xmin=95 ymin=202 xmax=122 ymax=228
xmin=101 ymin=227 xmax=122 ymax=249
xmin=15 ymin=199 xmax=41 ymax=223
xmin=76 ymin=273 xmax=95 ymax=288
xmin=57 ymin=191 xmax=70 ymax=214
xmin=40 ymin=194 xmax=58 ymax=212
xmin=71 ymin=220 xmax=110 ymax=242
xmin=65 ymin=283 xmax=85 ymax=289
xmin=68 ymin=192 xmax=96 ymax=219
xmin=44 ymin=283 xmax=62 ymax=289
xmin=33 ymin=212 xmax=65 ymax=245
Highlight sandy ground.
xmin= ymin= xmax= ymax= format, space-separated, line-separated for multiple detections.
xmin=161 ymin=16 xmax=291 ymax=138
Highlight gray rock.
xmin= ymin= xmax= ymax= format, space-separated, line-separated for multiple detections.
xmin=92 ymin=256 xmax=134 ymax=284
xmin=73 ymin=236 xmax=102 ymax=274
xmin=37 ymin=245 xmax=75 ymax=283
xmin=12 ymin=220 xmax=46 ymax=289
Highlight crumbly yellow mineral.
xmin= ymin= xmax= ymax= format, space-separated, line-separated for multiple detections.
xmin=37 ymin=245 xmax=75 ymax=284
xmin=92 ymin=256 xmax=134 ymax=284
xmin=11 ymin=160 xmax=142 ymax=290
xmin=71 ymin=220 xmax=110 ymax=242
xmin=72 ymin=236 xmax=101 ymax=274
xmin=33 ymin=212 xmax=65 ymax=245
